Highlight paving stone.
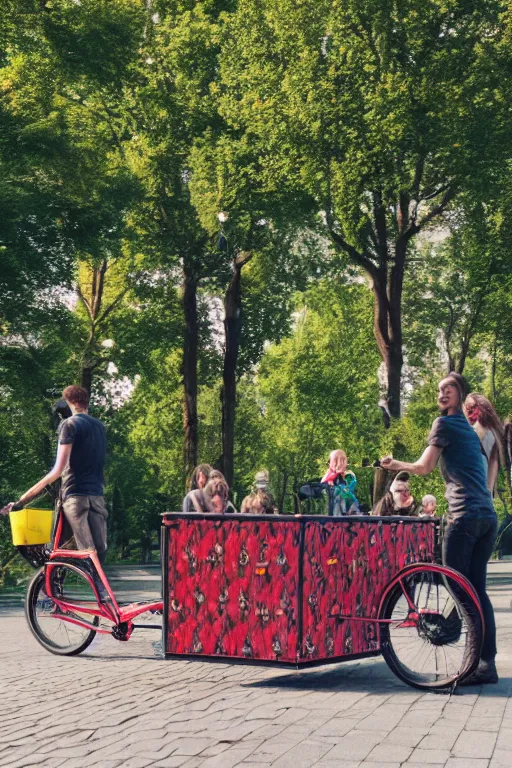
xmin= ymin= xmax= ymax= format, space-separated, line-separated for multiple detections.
xmin=320 ymin=730 xmax=388 ymax=761
xmin=466 ymin=718 xmax=501 ymax=732
xmin=238 ymin=763 xmax=273 ymax=767
xmin=273 ymin=708 xmax=310 ymax=726
xmin=364 ymin=743 xmax=413 ymax=763
xmin=419 ymin=731 xmax=459 ymax=750
xmin=383 ymin=726 xmax=428 ymax=747
xmin=152 ymin=758 xmax=190 ymax=768
xmin=496 ymin=728 xmax=512 ymax=749
xmin=199 ymin=742 xmax=232 ymax=757
xmin=402 ymin=764 xmax=449 ymax=768
xmin=270 ymin=739 xmax=333 ymax=768
xmin=490 ymin=749 xmax=512 ymax=768
xmin=407 ymin=747 xmax=452 ymax=763
xmin=452 ymin=729 xmax=497 ymax=758
xmin=59 ymin=762 xmax=122 ymax=768
xmin=195 ymin=744 xmax=259 ymax=767
xmin=310 ymin=717 xmax=360 ymax=738
xmin=358 ymin=763 xmax=402 ymax=768
xmin=312 ymin=763 xmax=360 ymax=768
xmin=165 ymin=737 xmax=218 ymax=757
xmin=2 ymin=563 xmax=512 ymax=768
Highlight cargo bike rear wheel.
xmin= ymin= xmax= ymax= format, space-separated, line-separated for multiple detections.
xmin=380 ymin=564 xmax=483 ymax=690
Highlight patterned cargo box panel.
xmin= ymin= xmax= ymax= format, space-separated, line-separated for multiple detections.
xmin=302 ymin=520 xmax=376 ymax=659
xmin=301 ymin=520 xmax=341 ymax=660
xmin=300 ymin=519 xmax=437 ymax=661
xmin=396 ymin=519 xmax=437 ymax=570
xmin=166 ymin=517 xmax=301 ymax=662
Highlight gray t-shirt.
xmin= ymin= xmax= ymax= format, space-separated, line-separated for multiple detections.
xmin=427 ymin=412 xmax=495 ymax=519
xmin=182 ymin=490 xmax=208 ymax=513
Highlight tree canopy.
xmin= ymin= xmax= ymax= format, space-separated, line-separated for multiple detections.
xmin=1 ymin=0 xmax=512 ymax=582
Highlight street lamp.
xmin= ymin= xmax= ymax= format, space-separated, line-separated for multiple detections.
xmin=217 ymin=212 xmax=229 ymax=252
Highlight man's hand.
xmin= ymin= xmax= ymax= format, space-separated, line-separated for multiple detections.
xmin=1 ymin=502 xmax=15 ymax=516
xmin=380 ymin=456 xmax=401 ymax=471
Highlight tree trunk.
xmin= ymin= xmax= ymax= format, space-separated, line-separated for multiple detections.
xmin=221 ymin=267 xmax=241 ymax=488
xmin=221 ymin=251 xmax=252 ymax=487
xmin=182 ymin=261 xmax=198 ymax=480
xmin=278 ymin=469 xmax=288 ymax=514
xmin=77 ymin=259 xmax=109 ymax=396
xmin=328 ymin=179 xmax=456 ymax=426
xmin=81 ymin=364 xmax=94 ymax=395
xmin=372 ymin=269 xmax=404 ymax=420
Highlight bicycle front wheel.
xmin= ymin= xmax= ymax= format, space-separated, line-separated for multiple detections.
xmin=380 ymin=565 xmax=483 ymax=690
xmin=25 ymin=567 xmax=99 ymax=656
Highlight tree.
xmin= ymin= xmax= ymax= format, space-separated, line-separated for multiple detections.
xmin=190 ymin=132 xmax=320 ymax=484
xmin=403 ymin=207 xmax=500 ymax=379
xmin=218 ymin=0 xmax=511 ymax=417
xmin=256 ymin=278 xmax=383 ymax=510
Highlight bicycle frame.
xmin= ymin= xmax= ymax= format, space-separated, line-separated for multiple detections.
xmin=41 ymin=509 xmax=163 ymax=637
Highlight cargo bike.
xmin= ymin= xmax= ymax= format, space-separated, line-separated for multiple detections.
xmin=16 ymin=505 xmax=484 ymax=692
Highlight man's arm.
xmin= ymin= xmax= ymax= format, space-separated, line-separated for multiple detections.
xmin=380 ymin=445 xmax=442 ymax=476
xmin=0 ymin=443 xmax=72 ymax=514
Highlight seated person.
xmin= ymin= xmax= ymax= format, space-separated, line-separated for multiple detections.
xmin=421 ymin=494 xmax=437 ymax=516
xmin=190 ymin=463 xmax=213 ymax=490
xmin=321 ymin=449 xmax=348 ymax=485
xmin=241 ymin=489 xmax=277 ymax=514
xmin=372 ymin=471 xmax=421 ymax=516
xmin=182 ymin=463 xmax=213 ymax=512
xmin=185 ymin=477 xmax=236 ymax=514
xmin=321 ymin=450 xmax=359 ymax=515
xmin=208 ymin=470 xmax=237 ymax=512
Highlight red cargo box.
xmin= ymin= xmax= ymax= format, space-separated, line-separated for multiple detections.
xmin=162 ymin=514 xmax=440 ymax=667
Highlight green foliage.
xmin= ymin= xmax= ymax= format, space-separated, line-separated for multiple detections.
xmin=2 ymin=0 xmax=512 ymax=584
xmin=254 ymin=279 xmax=384 ymax=509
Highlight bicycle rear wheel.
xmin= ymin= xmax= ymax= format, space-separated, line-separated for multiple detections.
xmin=380 ymin=565 xmax=483 ymax=690
xmin=25 ymin=567 xmax=99 ymax=656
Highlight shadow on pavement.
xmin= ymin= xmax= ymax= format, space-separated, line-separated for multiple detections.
xmin=243 ymin=660 xmax=401 ymax=692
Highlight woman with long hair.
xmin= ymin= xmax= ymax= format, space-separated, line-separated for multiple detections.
xmin=380 ymin=372 xmax=498 ymax=685
xmin=182 ymin=463 xmax=213 ymax=513
xmin=464 ymin=393 xmax=504 ymax=493
xmin=188 ymin=463 xmax=213 ymax=492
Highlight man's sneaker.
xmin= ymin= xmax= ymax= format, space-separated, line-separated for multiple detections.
xmin=459 ymin=660 xmax=498 ymax=686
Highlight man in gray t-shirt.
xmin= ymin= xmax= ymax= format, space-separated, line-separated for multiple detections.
xmin=427 ymin=412 xmax=494 ymax=519
xmin=379 ymin=372 xmax=498 ymax=685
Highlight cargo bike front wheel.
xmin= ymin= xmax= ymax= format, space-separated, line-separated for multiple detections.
xmin=379 ymin=564 xmax=483 ymax=691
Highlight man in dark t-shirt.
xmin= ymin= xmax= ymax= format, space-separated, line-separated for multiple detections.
xmin=58 ymin=387 xmax=108 ymax=564
xmin=1 ymin=385 xmax=108 ymax=568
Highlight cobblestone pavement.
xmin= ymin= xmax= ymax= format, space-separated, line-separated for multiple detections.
xmin=1 ymin=562 xmax=511 ymax=768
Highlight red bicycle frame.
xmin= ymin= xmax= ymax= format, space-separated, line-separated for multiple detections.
xmin=41 ymin=508 xmax=163 ymax=637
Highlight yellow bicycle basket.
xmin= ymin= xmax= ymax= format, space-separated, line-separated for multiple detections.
xmin=9 ymin=508 xmax=53 ymax=546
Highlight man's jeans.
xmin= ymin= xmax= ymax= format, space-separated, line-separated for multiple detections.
xmin=62 ymin=495 xmax=108 ymax=565
xmin=442 ymin=514 xmax=497 ymax=662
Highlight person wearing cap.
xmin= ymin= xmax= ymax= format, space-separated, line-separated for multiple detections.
xmin=240 ymin=470 xmax=277 ymax=514
xmin=372 ymin=471 xmax=421 ymax=516
xmin=380 ymin=372 xmax=498 ymax=685
xmin=421 ymin=494 xmax=437 ymax=516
